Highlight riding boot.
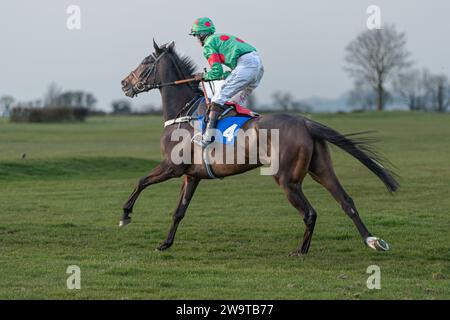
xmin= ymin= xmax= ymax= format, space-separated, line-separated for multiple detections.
xmin=202 ymin=102 xmax=223 ymax=146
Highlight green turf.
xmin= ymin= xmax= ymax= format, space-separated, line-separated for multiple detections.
xmin=0 ymin=112 xmax=449 ymax=299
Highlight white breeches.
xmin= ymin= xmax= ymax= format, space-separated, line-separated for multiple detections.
xmin=211 ymin=51 xmax=264 ymax=106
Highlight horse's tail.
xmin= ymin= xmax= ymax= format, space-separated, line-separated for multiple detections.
xmin=305 ymin=119 xmax=399 ymax=192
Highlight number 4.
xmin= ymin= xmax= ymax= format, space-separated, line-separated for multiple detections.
xmin=223 ymin=124 xmax=238 ymax=142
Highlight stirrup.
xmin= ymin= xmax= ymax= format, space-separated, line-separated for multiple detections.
xmin=191 ymin=132 xmax=203 ymax=146
xmin=191 ymin=132 xmax=212 ymax=147
xmin=201 ymin=140 xmax=213 ymax=148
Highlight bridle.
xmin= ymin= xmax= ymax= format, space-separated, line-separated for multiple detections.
xmin=130 ymin=45 xmax=219 ymax=179
xmin=131 ymin=51 xmax=167 ymax=93
xmin=130 ymin=49 xmax=198 ymax=94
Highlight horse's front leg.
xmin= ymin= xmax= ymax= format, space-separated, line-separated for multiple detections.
xmin=119 ymin=162 xmax=178 ymax=227
xmin=157 ymin=175 xmax=200 ymax=251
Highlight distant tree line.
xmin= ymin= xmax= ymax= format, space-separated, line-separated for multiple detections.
xmin=266 ymin=24 xmax=449 ymax=113
xmin=271 ymin=91 xmax=312 ymax=113
xmin=393 ymin=69 xmax=450 ymax=112
xmin=7 ymin=83 xmax=99 ymax=123
xmin=110 ymin=99 xmax=161 ymax=115
xmin=44 ymin=83 xmax=97 ymax=110
xmin=4 ymin=26 xmax=448 ymax=118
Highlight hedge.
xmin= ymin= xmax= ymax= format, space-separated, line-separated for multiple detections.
xmin=10 ymin=106 xmax=88 ymax=123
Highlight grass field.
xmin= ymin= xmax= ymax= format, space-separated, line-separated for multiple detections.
xmin=0 ymin=112 xmax=449 ymax=299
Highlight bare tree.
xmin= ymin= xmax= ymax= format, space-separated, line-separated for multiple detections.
xmin=111 ymin=99 xmax=132 ymax=114
xmin=347 ymin=82 xmax=377 ymax=111
xmin=44 ymin=82 xmax=63 ymax=107
xmin=291 ymin=100 xmax=312 ymax=113
xmin=85 ymin=93 xmax=97 ymax=110
xmin=0 ymin=95 xmax=15 ymax=108
xmin=345 ymin=25 xmax=411 ymax=111
xmin=426 ymin=74 xmax=450 ymax=112
xmin=393 ymin=69 xmax=428 ymax=111
xmin=48 ymin=90 xmax=98 ymax=110
xmin=0 ymin=95 xmax=15 ymax=116
xmin=246 ymin=94 xmax=257 ymax=108
xmin=395 ymin=69 xmax=450 ymax=112
xmin=272 ymin=91 xmax=293 ymax=111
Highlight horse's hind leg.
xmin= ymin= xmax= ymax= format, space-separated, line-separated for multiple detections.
xmin=276 ymin=180 xmax=317 ymax=255
xmin=308 ymin=140 xmax=389 ymax=251
xmin=274 ymin=145 xmax=317 ymax=255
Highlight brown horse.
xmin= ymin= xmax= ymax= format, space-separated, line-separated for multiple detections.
xmin=119 ymin=40 xmax=399 ymax=255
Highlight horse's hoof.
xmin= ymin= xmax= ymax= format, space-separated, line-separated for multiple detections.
xmin=288 ymin=251 xmax=305 ymax=257
xmin=156 ymin=243 xmax=171 ymax=251
xmin=365 ymin=236 xmax=390 ymax=251
xmin=119 ymin=217 xmax=131 ymax=228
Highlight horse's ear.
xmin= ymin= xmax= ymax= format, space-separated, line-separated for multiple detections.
xmin=153 ymin=38 xmax=162 ymax=55
xmin=168 ymin=41 xmax=175 ymax=52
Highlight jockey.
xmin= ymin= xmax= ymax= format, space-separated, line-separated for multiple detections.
xmin=189 ymin=17 xmax=264 ymax=146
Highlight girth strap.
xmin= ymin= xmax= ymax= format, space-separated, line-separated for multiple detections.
xmin=203 ymin=146 xmax=222 ymax=180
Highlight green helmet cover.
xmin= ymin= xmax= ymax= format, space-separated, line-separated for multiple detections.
xmin=190 ymin=17 xmax=215 ymax=35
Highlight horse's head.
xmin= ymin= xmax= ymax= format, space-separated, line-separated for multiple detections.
xmin=121 ymin=40 xmax=175 ymax=97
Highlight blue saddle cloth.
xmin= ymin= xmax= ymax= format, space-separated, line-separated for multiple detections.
xmin=190 ymin=97 xmax=255 ymax=145
xmin=196 ymin=115 xmax=252 ymax=145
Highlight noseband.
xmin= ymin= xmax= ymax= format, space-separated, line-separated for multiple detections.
xmin=131 ymin=51 xmax=168 ymax=92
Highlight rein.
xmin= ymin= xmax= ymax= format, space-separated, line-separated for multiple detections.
xmin=136 ymin=76 xmax=200 ymax=91
xmin=132 ymin=51 xmax=207 ymax=93
xmin=162 ymin=79 xmax=209 ymax=128
xmin=131 ymin=47 xmax=221 ymax=179
xmin=133 ymin=49 xmax=211 ymax=129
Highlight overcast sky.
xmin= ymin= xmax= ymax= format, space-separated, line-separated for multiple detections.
xmin=1 ymin=0 xmax=449 ymax=110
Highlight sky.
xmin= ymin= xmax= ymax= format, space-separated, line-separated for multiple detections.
xmin=1 ymin=0 xmax=449 ymax=111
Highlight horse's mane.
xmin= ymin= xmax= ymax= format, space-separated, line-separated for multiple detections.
xmin=174 ymin=53 xmax=198 ymax=77
xmin=168 ymin=46 xmax=202 ymax=95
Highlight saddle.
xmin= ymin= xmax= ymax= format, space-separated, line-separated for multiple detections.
xmin=191 ymin=97 xmax=260 ymax=145
xmin=191 ymin=97 xmax=259 ymax=119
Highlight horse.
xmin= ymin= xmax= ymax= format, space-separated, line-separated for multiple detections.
xmin=119 ymin=40 xmax=399 ymax=255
